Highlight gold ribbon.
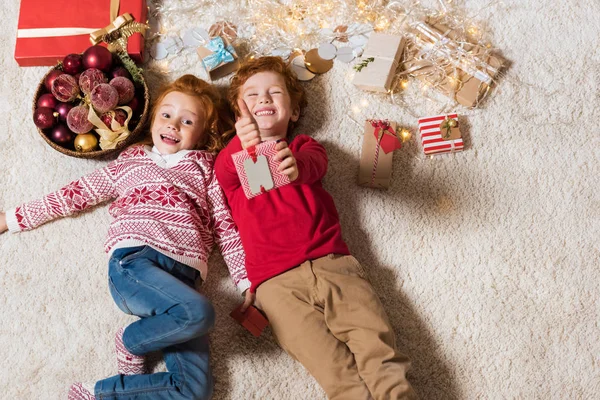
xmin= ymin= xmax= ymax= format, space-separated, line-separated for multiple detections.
xmin=87 ymin=105 xmax=134 ymax=150
xmin=90 ymin=0 xmax=148 ymax=53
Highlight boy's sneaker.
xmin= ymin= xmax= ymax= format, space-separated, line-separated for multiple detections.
xmin=68 ymin=382 xmax=95 ymax=400
xmin=116 ymin=327 xmax=147 ymax=375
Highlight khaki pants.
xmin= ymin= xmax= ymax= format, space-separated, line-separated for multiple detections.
xmin=255 ymin=254 xmax=417 ymax=400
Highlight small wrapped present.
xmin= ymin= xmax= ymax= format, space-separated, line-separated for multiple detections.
xmin=404 ymin=20 xmax=503 ymax=107
xmin=358 ymin=120 xmax=402 ymax=189
xmin=15 ymin=0 xmax=147 ymax=66
xmin=352 ymin=33 xmax=405 ymax=93
xmin=197 ymin=36 xmax=240 ymax=81
xmin=418 ymin=114 xmax=464 ymax=156
xmin=230 ymin=304 xmax=269 ymax=337
xmin=231 ymin=141 xmax=290 ymax=199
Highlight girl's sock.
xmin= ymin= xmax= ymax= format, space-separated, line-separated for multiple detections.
xmin=68 ymin=382 xmax=95 ymax=400
xmin=116 ymin=326 xmax=147 ymax=375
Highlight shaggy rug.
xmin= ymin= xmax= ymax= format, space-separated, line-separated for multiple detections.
xmin=1 ymin=0 xmax=598 ymax=399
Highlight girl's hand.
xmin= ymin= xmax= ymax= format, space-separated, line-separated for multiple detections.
xmin=0 ymin=212 xmax=7 ymax=234
xmin=240 ymin=289 xmax=256 ymax=313
xmin=275 ymin=141 xmax=299 ymax=182
xmin=235 ymin=99 xmax=261 ymax=149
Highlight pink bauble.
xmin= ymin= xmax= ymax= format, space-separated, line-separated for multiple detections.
xmin=67 ymin=105 xmax=94 ymax=134
xmin=126 ymin=96 xmax=141 ymax=113
xmin=55 ymin=102 xmax=74 ymax=122
xmin=49 ymin=123 xmax=76 ymax=146
xmin=63 ymin=53 xmax=83 ymax=75
xmin=110 ymin=66 xmax=132 ymax=81
xmin=51 ymin=74 xmax=80 ymax=102
xmin=101 ymin=109 xmax=128 ymax=128
xmin=110 ymin=77 xmax=135 ymax=105
xmin=79 ymin=68 xmax=108 ymax=95
xmin=33 ymin=107 xmax=58 ymax=129
xmin=82 ymin=45 xmax=113 ymax=73
xmin=44 ymin=69 xmax=64 ymax=92
xmin=91 ymin=83 xmax=119 ymax=113
xmin=37 ymin=93 xmax=58 ymax=109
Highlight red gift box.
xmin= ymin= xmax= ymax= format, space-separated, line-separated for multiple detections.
xmin=231 ymin=140 xmax=291 ymax=199
xmin=418 ymin=114 xmax=464 ymax=156
xmin=15 ymin=0 xmax=147 ymax=66
xmin=230 ymin=304 xmax=269 ymax=337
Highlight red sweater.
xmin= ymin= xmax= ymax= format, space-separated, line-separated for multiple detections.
xmin=215 ymin=135 xmax=350 ymax=292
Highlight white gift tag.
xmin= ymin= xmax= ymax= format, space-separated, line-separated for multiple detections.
xmin=244 ymin=156 xmax=275 ymax=194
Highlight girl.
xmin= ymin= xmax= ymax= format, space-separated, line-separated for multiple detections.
xmin=0 ymin=75 xmax=251 ymax=400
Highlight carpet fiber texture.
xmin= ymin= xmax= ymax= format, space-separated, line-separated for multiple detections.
xmin=0 ymin=0 xmax=598 ymax=399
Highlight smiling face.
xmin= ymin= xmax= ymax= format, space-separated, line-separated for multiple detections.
xmin=240 ymin=71 xmax=300 ymax=141
xmin=150 ymin=91 xmax=205 ymax=154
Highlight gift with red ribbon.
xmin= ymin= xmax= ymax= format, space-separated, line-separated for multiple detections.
xmin=418 ymin=113 xmax=464 ymax=155
xmin=232 ymin=140 xmax=291 ymax=199
xmin=15 ymin=0 xmax=147 ymax=66
xmin=358 ymin=119 xmax=402 ymax=189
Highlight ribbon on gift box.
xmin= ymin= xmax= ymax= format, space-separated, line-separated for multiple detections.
xmin=201 ymin=36 xmax=236 ymax=70
xmin=16 ymin=0 xmax=147 ymax=53
xmin=369 ymin=120 xmax=401 ymax=186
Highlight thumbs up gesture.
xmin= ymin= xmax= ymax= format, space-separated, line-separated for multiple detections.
xmin=235 ymin=99 xmax=262 ymax=149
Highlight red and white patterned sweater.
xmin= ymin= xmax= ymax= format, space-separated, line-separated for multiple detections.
xmin=6 ymin=145 xmax=250 ymax=292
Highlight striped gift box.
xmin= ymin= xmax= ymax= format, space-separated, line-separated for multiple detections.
xmin=418 ymin=114 xmax=464 ymax=155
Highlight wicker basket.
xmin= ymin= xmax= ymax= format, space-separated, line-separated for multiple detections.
xmin=33 ymin=65 xmax=150 ymax=159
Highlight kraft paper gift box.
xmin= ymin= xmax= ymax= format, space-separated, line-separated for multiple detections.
xmin=231 ymin=140 xmax=291 ymax=199
xmin=418 ymin=113 xmax=464 ymax=156
xmin=404 ymin=20 xmax=503 ymax=107
xmin=197 ymin=36 xmax=240 ymax=81
xmin=15 ymin=0 xmax=147 ymax=66
xmin=358 ymin=120 xmax=402 ymax=189
xmin=230 ymin=304 xmax=269 ymax=337
xmin=352 ymin=33 xmax=405 ymax=93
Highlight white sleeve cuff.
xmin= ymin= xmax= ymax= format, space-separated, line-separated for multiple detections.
xmin=236 ymin=278 xmax=251 ymax=293
xmin=5 ymin=208 xmax=22 ymax=233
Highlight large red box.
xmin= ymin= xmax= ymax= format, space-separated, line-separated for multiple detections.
xmin=15 ymin=0 xmax=147 ymax=66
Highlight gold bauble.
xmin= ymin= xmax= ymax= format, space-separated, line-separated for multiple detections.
xmin=74 ymin=133 xmax=99 ymax=152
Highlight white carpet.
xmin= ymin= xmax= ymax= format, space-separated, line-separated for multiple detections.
xmin=1 ymin=0 xmax=599 ymax=399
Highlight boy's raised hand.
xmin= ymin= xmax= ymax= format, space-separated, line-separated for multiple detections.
xmin=275 ymin=141 xmax=299 ymax=182
xmin=0 ymin=212 xmax=7 ymax=234
xmin=236 ymin=99 xmax=261 ymax=149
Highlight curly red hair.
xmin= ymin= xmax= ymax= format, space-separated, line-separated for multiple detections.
xmin=147 ymin=74 xmax=234 ymax=153
xmin=228 ymin=56 xmax=307 ymax=131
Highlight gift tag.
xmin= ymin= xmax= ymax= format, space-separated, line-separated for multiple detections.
xmin=439 ymin=118 xmax=462 ymax=141
xmin=244 ymin=156 xmax=275 ymax=195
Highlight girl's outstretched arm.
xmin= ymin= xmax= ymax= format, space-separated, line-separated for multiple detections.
xmin=0 ymin=212 xmax=7 ymax=234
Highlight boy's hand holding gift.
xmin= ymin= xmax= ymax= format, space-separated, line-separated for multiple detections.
xmin=274 ymin=140 xmax=299 ymax=182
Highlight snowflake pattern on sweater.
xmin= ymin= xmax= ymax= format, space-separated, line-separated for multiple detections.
xmin=10 ymin=145 xmax=248 ymax=290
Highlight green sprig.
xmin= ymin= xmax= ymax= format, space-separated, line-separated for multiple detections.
xmin=353 ymin=57 xmax=374 ymax=72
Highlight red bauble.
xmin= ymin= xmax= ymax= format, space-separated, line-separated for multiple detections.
xmin=55 ymin=102 xmax=74 ymax=122
xmin=110 ymin=66 xmax=132 ymax=81
xmin=44 ymin=69 xmax=64 ymax=92
xmin=110 ymin=77 xmax=135 ymax=105
xmin=63 ymin=53 xmax=83 ymax=75
xmin=91 ymin=83 xmax=119 ymax=113
xmin=79 ymin=68 xmax=108 ymax=95
xmin=101 ymin=109 xmax=128 ymax=128
xmin=37 ymin=93 xmax=58 ymax=109
xmin=67 ymin=105 xmax=94 ymax=134
xmin=82 ymin=45 xmax=113 ymax=73
xmin=33 ymin=107 xmax=58 ymax=129
xmin=126 ymin=96 xmax=141 ymax=113
xmin=51 ymin=74 xmax=80 ymax=102
xmin=49 ymin=123 xmax=76 ymax=146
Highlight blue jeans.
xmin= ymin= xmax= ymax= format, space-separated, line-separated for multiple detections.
xmin=95 ymin=246 xmax=215 ymax=400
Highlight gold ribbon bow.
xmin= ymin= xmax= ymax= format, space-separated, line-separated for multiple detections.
xmin=89 ymin=0 xmax=148 ymax=53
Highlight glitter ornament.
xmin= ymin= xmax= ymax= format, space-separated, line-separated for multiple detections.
xmin=33 ymin=107 xmax=58 ymax=129
xmin=67 ymin=105 xmax=94 ymax=134
xmin=109 ymin=77 xmax=135 ymax=105
xmin=49 ymin=123 xmax=76 ymax=146
xmin=51 ymin=74 xmax=80 ymax=102
xmin=79 ymin=68 xmax=108 ymax=95
xmin=82 ymin=45 xmax=113 ymax=73
xmin=37 ymin=93 xmax=58 ymax=109
xmin=55 ymin=102 xmax=74 ymax=122
xmin=91 ymin=83 xmax=119 ymax=113
xmin=44 ymin=69 xmax=64 ymax=92
xmin=74 ymin=133 xmax=99 ymax=152
xmin=63 ymin=53 xmax=84 ymax=75
xmin=101 ymin=109 xmax=127 ymax=128
xmin=110 ymin=66 xmax=132 ymax=81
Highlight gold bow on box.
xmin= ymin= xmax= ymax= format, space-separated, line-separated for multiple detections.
xmin=89 ymin=0 xmax=148 ymax=53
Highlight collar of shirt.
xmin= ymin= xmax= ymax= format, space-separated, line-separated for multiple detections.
xmin=145 ymin=145 xmax=193 ymax=168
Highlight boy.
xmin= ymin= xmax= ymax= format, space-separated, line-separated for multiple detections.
xmin=215 ymin=57 xmax=417 ymax=399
